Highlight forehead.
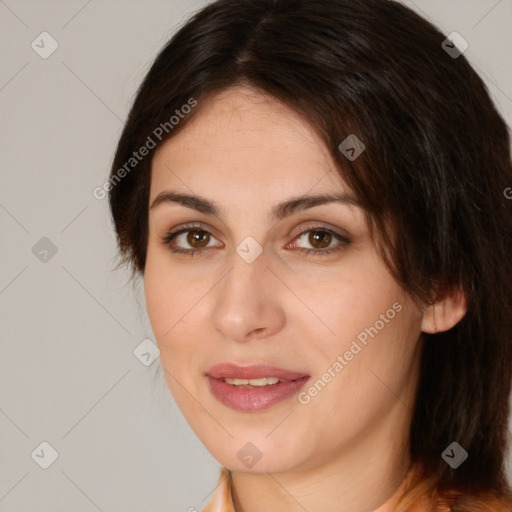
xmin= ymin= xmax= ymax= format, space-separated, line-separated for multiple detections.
xmin=150 ymin=86 xmax=349 ymax=203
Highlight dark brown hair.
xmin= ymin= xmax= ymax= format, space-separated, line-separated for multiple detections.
xmin=108 ymin=0 xmax=512 ymax=509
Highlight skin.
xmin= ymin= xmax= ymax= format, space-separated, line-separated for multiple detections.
xmin=144 ymin=86 xmax=467 ymax=512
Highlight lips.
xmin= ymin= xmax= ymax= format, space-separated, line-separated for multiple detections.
xmin=206 ymin=363 xmax=309 ymax=381
xmin=205 ymin=363 xmax=310 ymax=412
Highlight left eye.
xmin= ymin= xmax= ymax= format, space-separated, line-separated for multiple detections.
xmin=290 ymin=228 xmax=350 ymax=253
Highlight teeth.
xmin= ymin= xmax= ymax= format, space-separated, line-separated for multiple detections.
xmin=224 ymin=377 xmax=280 ymax=386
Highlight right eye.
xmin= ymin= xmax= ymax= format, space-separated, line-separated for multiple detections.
xmin=160 ymin=224 xmax=223 ymax=255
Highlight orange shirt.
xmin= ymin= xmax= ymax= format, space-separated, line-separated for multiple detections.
xmin=200 ymin=466 xmax=512 ymax=511
xmin=202 ymin=468 xmax=235 ymax=512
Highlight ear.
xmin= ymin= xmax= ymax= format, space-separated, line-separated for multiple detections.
xmin=421 ymin=285 xmax=467 ymax=334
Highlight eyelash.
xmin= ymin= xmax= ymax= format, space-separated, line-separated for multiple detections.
xmin=159 ymin=222 xmax=351 ymax=258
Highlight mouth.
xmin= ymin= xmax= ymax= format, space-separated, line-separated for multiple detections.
xmin=205 ymin=363 xmax=310 ymax=412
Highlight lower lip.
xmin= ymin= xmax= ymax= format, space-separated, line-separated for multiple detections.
xmin=206 ymin=376 xmax=309 ymax=412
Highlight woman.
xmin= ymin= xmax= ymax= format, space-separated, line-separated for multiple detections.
xmin=108 ymin=0 xmax=512 ymax=510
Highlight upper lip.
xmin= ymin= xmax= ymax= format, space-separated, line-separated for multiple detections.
xmin=206 ymin=363 xmax=309 ymax=381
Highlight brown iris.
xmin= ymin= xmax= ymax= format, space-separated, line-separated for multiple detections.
xmin=187 ymin=230 xmax=210 ymax=248
xmin=308 ymin=230 xmax=332 ymax=249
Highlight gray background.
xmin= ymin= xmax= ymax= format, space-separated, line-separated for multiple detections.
xmin=1 ymin=1 xmax=511 ymax=510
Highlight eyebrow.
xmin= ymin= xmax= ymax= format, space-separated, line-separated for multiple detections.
xmin=149 ymin=191 xmax=363 ymax=222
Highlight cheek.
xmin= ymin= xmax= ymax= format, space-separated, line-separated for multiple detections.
xmin=144 ymin=266 xmax=171 ymax=340
xmin=315 ymin=274 xmax=419 ymax=383
xmin=143 ymin=269 xmax=197 ymax=403
xmin=143 ymin=259 xmax=210 ymax=386
xmin=303 ymin=297 xmax=422 ymax=423
xmin=295 ymin=260 xmax=404 ymax=357
xmin=296 ymin=259 xmax=421 ymax=406
xmin=143 ymin=252 xmax=198 ymax=340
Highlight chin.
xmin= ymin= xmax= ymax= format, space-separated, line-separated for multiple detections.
xmin=206 ymin=436 xmax=307 ymax=474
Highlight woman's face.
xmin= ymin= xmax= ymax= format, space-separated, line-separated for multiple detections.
xmin=144 ymin=86 xmax=425 ymax=474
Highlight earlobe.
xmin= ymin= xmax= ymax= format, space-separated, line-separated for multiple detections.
xmin=421 ymin=286 xmax=467 ymax=334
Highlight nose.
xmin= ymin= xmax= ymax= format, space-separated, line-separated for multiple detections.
xmin=211 ymin=249 xmax=286 ymax=343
